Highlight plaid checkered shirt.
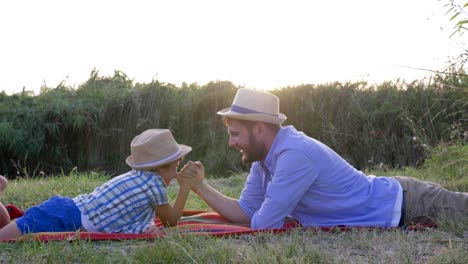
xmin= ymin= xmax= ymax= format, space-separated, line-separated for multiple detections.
xmin=73 ymin=170 xmax=168 ymax=233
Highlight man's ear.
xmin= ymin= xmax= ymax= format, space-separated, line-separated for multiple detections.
xmin=253 ymin=122 xmax=266 ymax=136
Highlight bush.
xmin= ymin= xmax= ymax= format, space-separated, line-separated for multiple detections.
xmin=0 ymin=70 xmax=466 ymax=178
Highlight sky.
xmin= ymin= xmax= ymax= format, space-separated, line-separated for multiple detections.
xmin=0 ymin=0 xmax=466 ymax=95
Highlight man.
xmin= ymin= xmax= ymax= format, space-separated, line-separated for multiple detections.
xmin=185 ymin=88 xmax=468 ymax=229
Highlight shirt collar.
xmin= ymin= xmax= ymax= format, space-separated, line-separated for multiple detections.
xmin=263 ymin=125 xmax=294 ymax=168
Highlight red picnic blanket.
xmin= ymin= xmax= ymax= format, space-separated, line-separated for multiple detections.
xmin=0 ymin=204 xmax=434 ymax=242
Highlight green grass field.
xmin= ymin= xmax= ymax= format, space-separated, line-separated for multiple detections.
xmin=0 ymin=145 xmax=467 ymax=263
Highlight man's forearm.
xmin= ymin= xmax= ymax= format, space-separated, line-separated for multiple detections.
xmin=193 ymin=181 xmax=250 ymax=224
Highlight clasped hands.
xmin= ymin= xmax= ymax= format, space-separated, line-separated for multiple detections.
xmin=177 ymin=160 xmax=205 ymax=190
xmin=146 ymin=161 xmax=205 ymax=235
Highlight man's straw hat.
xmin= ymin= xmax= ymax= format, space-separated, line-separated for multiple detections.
xmin=217 ymin=88 xmax=287 ymax=125
xmin=126 ymin=129 xmax=191 ymax=169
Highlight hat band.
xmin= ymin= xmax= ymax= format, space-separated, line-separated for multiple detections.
xmin=230 ymin=104 xmax=278 ymax=117
xmin=134 ymin=148 xmax=182 ymax=167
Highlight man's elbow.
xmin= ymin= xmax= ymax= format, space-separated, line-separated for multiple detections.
xmin=251 ymin=217 xmax=284 ymax=229
xmin=225 ymin=215 xmax=250 ymax=225
xmin=223 ymin=210 xmax=251 ymax=225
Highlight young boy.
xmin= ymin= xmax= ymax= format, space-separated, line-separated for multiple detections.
xmin=0 ymin=129 xmax=203 ymax=240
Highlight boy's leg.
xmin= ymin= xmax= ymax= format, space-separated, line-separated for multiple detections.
xmin=0 ymin=175 xmax=6 ymax=193
xmin=0 ymin=202 xmax=10 ymax=228
xmin=15 ymin=196 xmax=82 ymax=234
xmin=0 ymin=175 xmax=10 ymax=228
xmin=0 ymin=221 xmax=22 ymax=240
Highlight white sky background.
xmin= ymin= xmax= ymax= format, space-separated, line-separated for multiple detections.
xmin=0 ymin=0 xmax=466 ymax=95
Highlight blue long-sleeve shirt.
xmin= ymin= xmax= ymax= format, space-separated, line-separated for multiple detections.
xmin=238 ymin=126 xmax=400 ymax=229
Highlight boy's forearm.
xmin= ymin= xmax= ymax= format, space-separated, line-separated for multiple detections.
xmin=166 ymin=185 xmax=191 ymax=226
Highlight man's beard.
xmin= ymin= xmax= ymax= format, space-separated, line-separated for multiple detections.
xmin=241 ymin=132 xmax=266 ymax=165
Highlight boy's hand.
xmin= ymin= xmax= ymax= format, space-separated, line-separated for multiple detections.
xmin=178 ymin=161 xmax=205 ymax=189
xmin=146 ymin=224 xmax=161 ymax=236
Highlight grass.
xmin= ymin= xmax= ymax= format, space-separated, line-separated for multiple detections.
xmin=0 ymin=156 xmax=467 ymax=263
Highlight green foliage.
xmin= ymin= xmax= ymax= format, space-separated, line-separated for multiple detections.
xmin=423 ymin=144 xmax=468 ymax=179
xmin=368 ymin=144 xmax=468 ymax=193
xmin=275 ymin=79 xmax=466 ymax=170
xmin=4 ymin=172 xmax=110 ymax=209
xmin=443 ymin=0 xmax=468 ymax=37
xmin=0 ymin=69 xmax=466 ymax=178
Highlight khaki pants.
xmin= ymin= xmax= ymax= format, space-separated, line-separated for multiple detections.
xmin=394 ymin=176 xmax=468 ymax=225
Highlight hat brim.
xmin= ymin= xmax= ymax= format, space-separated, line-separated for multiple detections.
xmin=217 ymin=108 xmax=287 ymax=125
xmin=126 ymin=144 xmax=192 ymax=170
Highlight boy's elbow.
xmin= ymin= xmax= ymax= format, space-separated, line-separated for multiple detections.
xmin=163 ymin=218 xmax=179 ymax=227
xmin=167 ymin=221 xmax=178 ymax=227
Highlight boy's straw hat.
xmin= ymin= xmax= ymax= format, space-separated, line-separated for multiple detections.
xmin=217 ymin=88 xmax=287 ymax=125
xmin=126 ymin=129 xmax=191 ymax=169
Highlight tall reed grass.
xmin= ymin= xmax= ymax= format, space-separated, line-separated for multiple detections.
xmin=0 ymin=69 xmax=466 ymax=178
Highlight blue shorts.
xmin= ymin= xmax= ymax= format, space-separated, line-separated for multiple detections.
xmin=15 ymin=196 xmax=82 ymax=234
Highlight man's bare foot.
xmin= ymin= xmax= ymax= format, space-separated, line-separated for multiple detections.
xmin=0 ymin=175 xmax=7 ymax=194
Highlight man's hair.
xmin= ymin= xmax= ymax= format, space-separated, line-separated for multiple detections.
xmin=223 ymin=117 xmax=281 ymax=133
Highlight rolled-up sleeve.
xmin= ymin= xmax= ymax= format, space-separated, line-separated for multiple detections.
xmin=238 ymin=163 xmax=266 ymax=220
